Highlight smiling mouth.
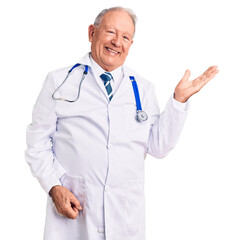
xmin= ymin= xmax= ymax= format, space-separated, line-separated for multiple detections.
xmin=105 ymin=47 xmax=120 ymax=54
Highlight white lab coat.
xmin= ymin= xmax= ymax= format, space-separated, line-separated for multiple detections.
xmin=25 ymin=53 xmax=189 ymax=240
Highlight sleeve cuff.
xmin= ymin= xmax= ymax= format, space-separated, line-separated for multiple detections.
xmin=47 ymin=173 xmax=66 ymax=196
xmin=45 ymin=170 xmax=66 ymax=195
xmin=172 ymin=94 xmax=189 ymax=112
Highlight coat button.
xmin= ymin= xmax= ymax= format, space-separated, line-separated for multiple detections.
xmin=107 ymin=144 xmax=112 ymax=149
xmin=98 ymin=227 xmax=104 ymax=233
xmin=104 ymin=185 xmax=109 ymax=192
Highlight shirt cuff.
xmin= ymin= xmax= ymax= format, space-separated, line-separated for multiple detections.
xmin=172 ymin=94 xmax=189 ymax=112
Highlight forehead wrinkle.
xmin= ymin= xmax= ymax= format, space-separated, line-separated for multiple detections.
xmin=100 ymin=11 xmax=135 ymax=36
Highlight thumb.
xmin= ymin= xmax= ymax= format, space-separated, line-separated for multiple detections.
xmin=181 ymin=69 xmax=191 ymax=82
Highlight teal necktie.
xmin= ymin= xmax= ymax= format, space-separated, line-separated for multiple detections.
xmin=100 ymin=72 xmax=113 ymax=101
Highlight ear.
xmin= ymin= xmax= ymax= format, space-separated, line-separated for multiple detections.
xmin=88 ymin=25 xmax=95 ymax=42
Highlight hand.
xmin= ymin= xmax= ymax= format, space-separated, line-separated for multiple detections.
xmin=49 ymin=185 xmax=82 ymax=219
xmin=174 ymin=65 xmax=219 ymax=103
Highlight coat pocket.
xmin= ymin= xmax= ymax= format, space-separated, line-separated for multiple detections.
xmin=123 ymin=104 xmax=150 ymax=143
xmin=60 ymin=174 xmax=88 ymax=215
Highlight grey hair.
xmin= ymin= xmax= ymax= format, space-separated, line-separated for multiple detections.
xmin=94 ymin=7 xmax=137 ymax=36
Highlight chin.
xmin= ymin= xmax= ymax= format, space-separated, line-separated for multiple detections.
xmin=103 ymin=60 xmax=120 ymax=70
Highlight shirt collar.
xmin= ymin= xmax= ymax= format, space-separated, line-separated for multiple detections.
xmin=78 ymin=52 xmax=123 ymax=82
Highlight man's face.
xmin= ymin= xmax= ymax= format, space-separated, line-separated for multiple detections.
xmin=88 ymin=10 xmax=134 ymax=72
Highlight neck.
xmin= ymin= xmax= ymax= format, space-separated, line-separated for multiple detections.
xmin=90 ymin=53 xmax=120 ymax=72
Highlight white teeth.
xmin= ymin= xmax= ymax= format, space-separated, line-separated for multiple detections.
xmin=107 ymin=48 xmax=119 ymax=54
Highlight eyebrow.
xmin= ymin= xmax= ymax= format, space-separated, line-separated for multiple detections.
xmin=104 ymin=25 xmax=133 ymax=37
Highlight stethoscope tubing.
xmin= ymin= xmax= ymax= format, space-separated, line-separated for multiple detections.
xmin=52 ymin=65 xmax=88 ymax=103
xmin=129 ymin=76 xmax=142 ymax=111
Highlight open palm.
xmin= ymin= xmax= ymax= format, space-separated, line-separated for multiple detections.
xmin=174 ymin=66 xmax=219 ymax=103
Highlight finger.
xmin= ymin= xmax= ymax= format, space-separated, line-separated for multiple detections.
xmin=203 ymin=65 xmax=218 ymax=76
xmin=206 ymin=68 xmax=219 ymax=79
xmin=202 ymin=67 xmax=219 ymax=81
xmin=61 ymin=200 xmax=79 ymax=219
xmin=70 ymin=195 xmax=82 ymax=211
xmin=195 ymin=68 xmax=219 ymax=89
xmin=56 ymin=204 xmax=75 ymax=219
xmin=65 ymin=206 xmax=79 ymax=219
xmin=181 ymin=69 xmax=191 ymax=82
xmin=199 ymin=65 xmax=219 ymax=80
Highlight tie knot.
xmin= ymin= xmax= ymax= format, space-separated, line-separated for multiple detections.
xmin=100 ymin=72 xmax=113 ymax=83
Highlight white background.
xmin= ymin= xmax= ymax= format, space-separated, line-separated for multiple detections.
xmin=1 ymin=0 xmax=243 ymax=239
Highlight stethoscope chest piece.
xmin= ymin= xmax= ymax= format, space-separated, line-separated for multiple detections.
xmin=136 ymin=110 xmax=148 ymax=122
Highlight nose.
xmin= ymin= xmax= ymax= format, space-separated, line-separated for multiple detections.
xmin=111 ymin=35 xmax=121 ymax=48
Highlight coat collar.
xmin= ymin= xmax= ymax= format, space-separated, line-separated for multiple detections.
xmin=77 ymin=52 xmax=136 ymax=103
xmin=77 ymin=52 xmax=93 ymax=67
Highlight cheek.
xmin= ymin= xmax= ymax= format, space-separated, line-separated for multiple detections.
xmin=92 ymin=40 xmax=104 ymax=55
xmin=122 ymin=45 xmax=131 ymax=57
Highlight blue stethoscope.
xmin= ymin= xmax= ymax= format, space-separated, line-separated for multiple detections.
xmin=52 ymin=64 xmax=148 ymax=122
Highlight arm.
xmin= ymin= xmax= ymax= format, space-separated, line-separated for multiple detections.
xmin=25 ymin=73 xmax=66 ymax=193
xmin=147 ymin=94 xmax=189 ymax=159
xmin=147 ymin=65 xmax=219 ymax=158
xmin=25 ymin=73 xmax=81 ymax=218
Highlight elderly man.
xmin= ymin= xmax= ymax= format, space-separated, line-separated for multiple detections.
xmin=26 ymin=6 xmax=219 ymax=240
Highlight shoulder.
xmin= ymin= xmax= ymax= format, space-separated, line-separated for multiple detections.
xmin=47 ymin=65 xmax=73 ymax=81
xmin=44 ymin=64 xmax=85 ymax=92
xmin=123 ymin=65 xmax=155 ymax=93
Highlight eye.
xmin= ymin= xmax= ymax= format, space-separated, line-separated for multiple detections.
xmin=123 ymin=35 xmax=130 ymax=41
xmin=107 ymin=30 xmax=115 ymax=34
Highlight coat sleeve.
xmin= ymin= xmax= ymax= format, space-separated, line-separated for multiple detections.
xmin=147 ymin=86 xmax=189 ymax=159
xmin=25 ymin=72 xmax=66 ymax=194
